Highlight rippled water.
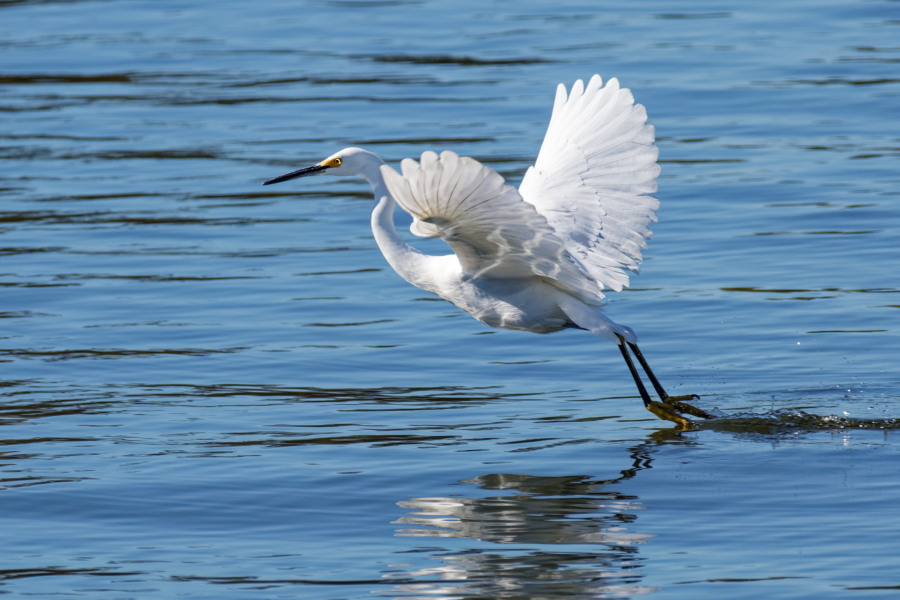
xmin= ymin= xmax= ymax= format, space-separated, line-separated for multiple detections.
xmin=2 ymin=0 xmax=899 ymax=597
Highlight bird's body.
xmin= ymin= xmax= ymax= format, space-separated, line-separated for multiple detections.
xmin=437 ymin=277 xmax=576 ymax=334
xmin=340 ymin=148 xmax=613 ymax=336
xmin=264 ymin=75 xmax=710 ymax=425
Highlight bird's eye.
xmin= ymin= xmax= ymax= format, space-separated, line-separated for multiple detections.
xmin=333 ymin=157 xmax=342 ymax=166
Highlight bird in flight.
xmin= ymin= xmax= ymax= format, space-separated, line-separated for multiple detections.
xmin=264 ymin=74 xmax=711 ymax=426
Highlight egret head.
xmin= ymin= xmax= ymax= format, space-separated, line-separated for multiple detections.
xmin=263 ymin=147 xmax=384 ymax=185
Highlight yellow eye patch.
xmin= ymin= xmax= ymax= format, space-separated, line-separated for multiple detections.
xmin=321 ymin=157 xmax=342 ymax=168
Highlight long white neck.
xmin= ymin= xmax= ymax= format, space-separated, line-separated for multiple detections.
xmin=355 ymin=162 xmax=431 ymax=288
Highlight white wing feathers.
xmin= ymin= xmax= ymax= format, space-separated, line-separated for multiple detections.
xmin=519 ymin=75 xmax=660 ymax=292
xmin=378 ymin=75 xmax=660 ymax=303
xmin=380 ymin=150 xmax=601 ymax=302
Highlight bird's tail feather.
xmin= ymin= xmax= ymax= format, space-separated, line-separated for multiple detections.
xmin=557 ymin=295 xmax=637 ymax=344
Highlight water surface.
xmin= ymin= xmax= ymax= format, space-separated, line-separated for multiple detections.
xmin=1 ymin=0 xmax=899 ymax=598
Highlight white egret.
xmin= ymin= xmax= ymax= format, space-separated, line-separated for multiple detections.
xmin=264 ymin=74 xmax=710 ymax=425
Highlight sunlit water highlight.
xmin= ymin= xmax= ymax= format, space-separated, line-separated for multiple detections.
xmin=1 ymin=0 xmax=899 ymax=598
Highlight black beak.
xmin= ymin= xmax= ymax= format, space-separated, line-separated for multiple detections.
xmin=263 ymin=163 xmax=328 ymax=185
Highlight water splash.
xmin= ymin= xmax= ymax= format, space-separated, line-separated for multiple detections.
xmin=696 ymin=408 xmax=899 ymax=434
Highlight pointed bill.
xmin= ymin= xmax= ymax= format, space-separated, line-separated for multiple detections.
xmin=263 ymin=163 xmax=328 ymax=185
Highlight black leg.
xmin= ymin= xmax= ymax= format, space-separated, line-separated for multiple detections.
xmin=627 ymin=342 xmax=670 ymax=401
xmin=617 ymin=336 xmax=713 ymax=423
xmin=629 ymin=341 xmax=704 ymax=404
xmin=617 ymin=337 xmax=652 ymax=408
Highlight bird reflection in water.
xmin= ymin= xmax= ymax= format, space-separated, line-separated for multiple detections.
xmin=385 ymin=439 xmax=677 ymax=598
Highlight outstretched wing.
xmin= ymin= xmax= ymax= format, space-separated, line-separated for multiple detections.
xmin=380 ymin=150 xmax=603 ymax=302
xmin=518 ymin=75 xmax=660 ymax=292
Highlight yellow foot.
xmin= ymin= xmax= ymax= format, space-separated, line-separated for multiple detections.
xmin=646 ymin=395 xmax=713 ymax=426
xmin=646 ymin=401 xmax=692 ymax=427
xmin=663 ymin=394 xmax=714 ymax=420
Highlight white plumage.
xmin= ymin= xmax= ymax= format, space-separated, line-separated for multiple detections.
xmin=381 ymin=149 xmax=600 ymax=305
xmin=520 ymin=75 xmax=660 ymax=293
xmin=263 ymin=75 xmax=709 ymax=425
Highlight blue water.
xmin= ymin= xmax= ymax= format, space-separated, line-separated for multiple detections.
xmin=2 ymin=0 xmax=899 ymax=597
